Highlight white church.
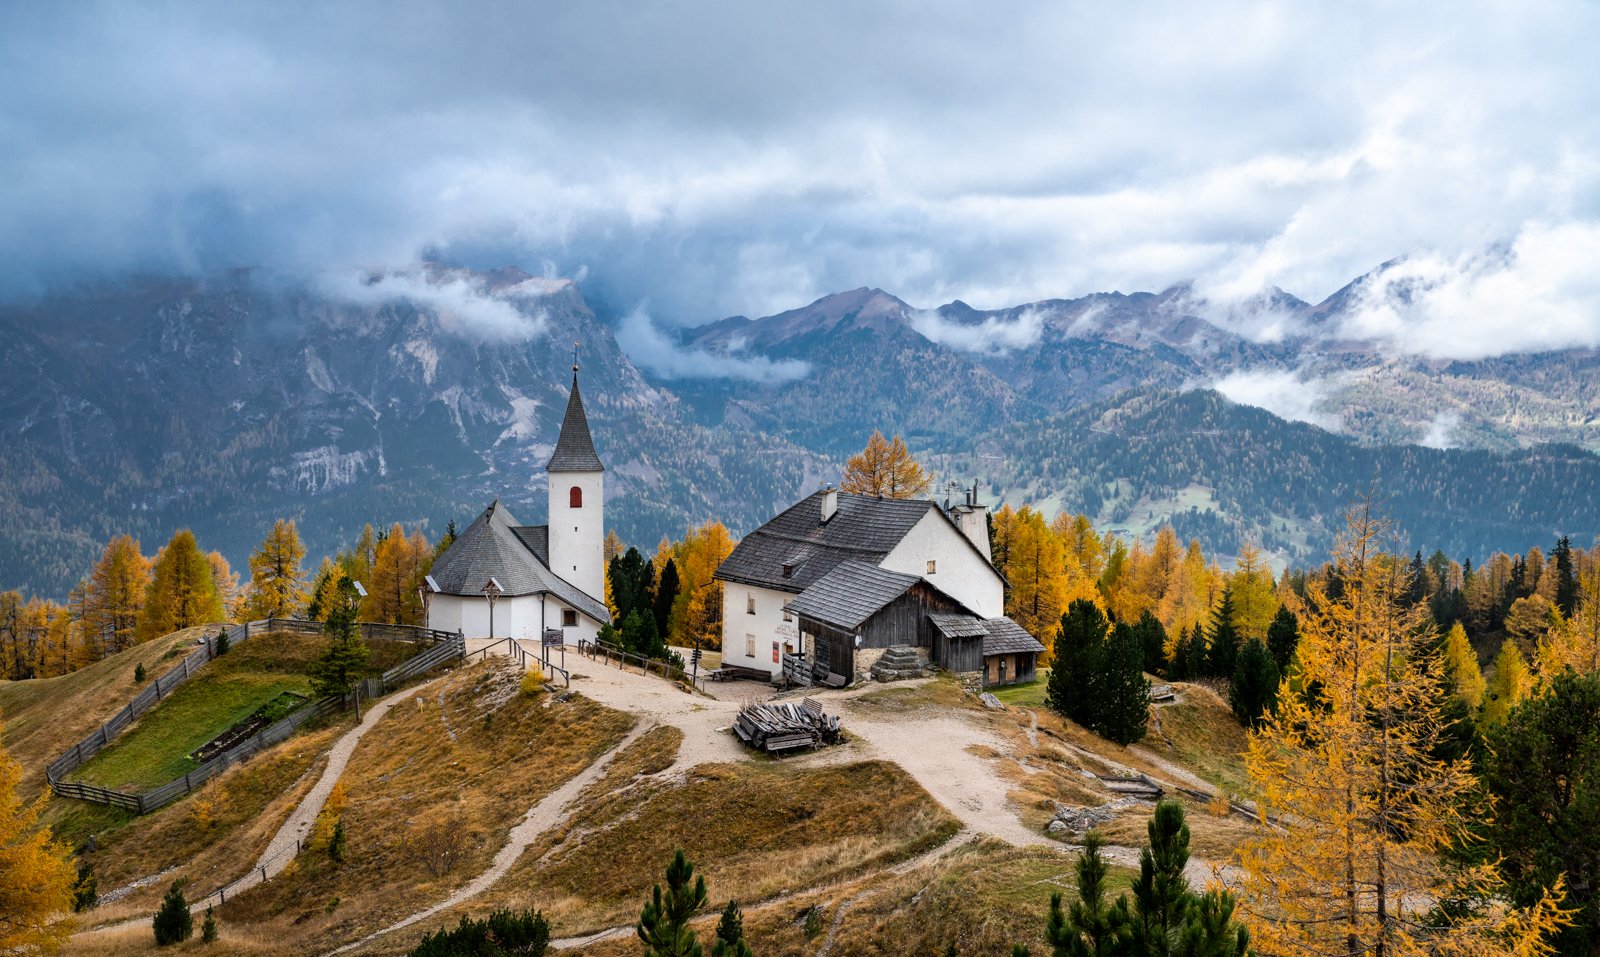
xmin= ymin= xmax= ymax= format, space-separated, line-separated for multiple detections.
xmin=423 ymin=368 xmax=611 ymax=646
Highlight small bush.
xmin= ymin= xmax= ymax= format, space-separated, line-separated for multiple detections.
xmin=152 ymin=882 xmax=193 ymax=946
xmin=409 ymin=909 xmax=551 ymax=957
xmin=72 ymin=860 xmax=97 ymax=912
xmin=803 ymin=906 xmax=823 ymax=939
xmin=520 ymin=667 xmax=545 ymax=696
xmin=134 ymin=663 xmax=147 ymax=683
xmin=215 ymin=629 xmax=231 ymax=656
xmin=328 ymin=820 xmax=346 ymax=864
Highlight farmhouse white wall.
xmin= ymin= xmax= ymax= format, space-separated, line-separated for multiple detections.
xmin=880 ymin=511 xmax=1004 ymax=617
xmin=719 ymin=582 xmax=800 ymax=677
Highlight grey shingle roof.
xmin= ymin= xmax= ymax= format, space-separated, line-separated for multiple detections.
xmin=429 ymin=500 xmax=609 ymax=623
xmin=546 ymin=372 xmax=605 ymax=472
xmin=782 ymin=560 xmax=923 ymax=631
xmin=982 ymin=617 xmax=1046 ymax=656
xmin=927 ymin=612 xmax=989 ymax=639
xmin=716 ymin=490 xmax=937 ymax=593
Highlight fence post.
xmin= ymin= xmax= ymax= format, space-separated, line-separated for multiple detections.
xmin=184 ymin=773 xmax=192 ymax=794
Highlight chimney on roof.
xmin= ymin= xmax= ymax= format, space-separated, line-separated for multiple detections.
xmin=946 ymin=479 xmax=992 ymax=562
xmin=821 ymin=484 xmax=838 ymax=523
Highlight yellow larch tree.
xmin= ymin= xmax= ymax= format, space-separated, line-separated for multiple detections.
xmin=1235 ymin=505 xmax=1569 ymax=957
xmin=1228 ymin=541 xmax=1279 ymax=641
xmin=243 ymin=519 xmax=310 ymax=620
xmin=1482 ymin=638 xmax=1533 ymax=727
xmin=1563 ymin=545 xmax=1600 ymax=673
xmin=208 ymin=551 xmax=240 ymax=619
xmin=668 ymin=521 xmax=736 ymax=647
xmin=1052 ymin=512 xmax=1106 ymax=581
xmin=82 ymin=534 xmax=149 ymax=654
xmin=0 ymin=722 xmax=76 ymax=953
xmin=839 ymin=431 xmax=932 ymax=499
xmin=1441 ymin=622 xmax=1486 ymax=710
xmin=360 ymin=525 xmax=433 ymax=625
xmin=1504 ymin=594 xmax=1558 ymax=651
xmin=1001 ymin=508 xmax=1067 ymax=655
xmin=136 ymin=530 xmax=224 ymax=642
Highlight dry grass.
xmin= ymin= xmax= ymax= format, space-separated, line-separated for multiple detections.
xmin=215 ymin=660 xmax=635 ymax=954
xmin=848 ymin=674 xmax=970 ymax=713
xmin=63 ymin=919 xmax=295 ymax=956
xmin=1142 ymin=684 xmax=1252 ymax=796
xmin=401 ymin=757 xmax=961 ymax=950
xmin=0 ymin=627 xmax=213 ymax=794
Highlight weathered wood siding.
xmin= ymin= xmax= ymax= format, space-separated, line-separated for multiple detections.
xmin=800 ymin=582 xmax=983 ymax=677
xmin=985 ymin=652 xmax=1039 ymax=686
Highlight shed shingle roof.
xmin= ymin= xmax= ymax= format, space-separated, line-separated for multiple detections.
xmin=716 ymin=490 xmax=937 ymax=593
xmin=546 ymin=372 xmax=604 ymax=472
xmin=782 ymin=560 xmax=923 ymax=631
xmin=981 ymin=617 xmax=1046 ymax=656
xmin=429 ymin=500 xmax=609 ymax=623
xmin=927 ymin=612 xmax=989 ymax=639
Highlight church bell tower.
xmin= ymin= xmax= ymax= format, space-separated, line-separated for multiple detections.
xmin=546 ymin=364 xmax=606 ymax=603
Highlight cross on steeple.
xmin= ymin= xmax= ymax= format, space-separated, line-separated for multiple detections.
xmin=571 ymin=341 xmax=581 ymax=373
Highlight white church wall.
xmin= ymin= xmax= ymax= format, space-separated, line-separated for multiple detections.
xmin=548 ymin=470 xmax=605 ymax=603
xmin=881 ymin=511 xmax=1004 ymax=617
xmin=718 ymin=582 xmax=799 ymax=677
xmin=430 ymin=593 xmax=601 ymax=645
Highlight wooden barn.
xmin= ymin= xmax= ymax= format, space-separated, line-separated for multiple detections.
xmin=783 ymin=559 xmax=1043 ymax=686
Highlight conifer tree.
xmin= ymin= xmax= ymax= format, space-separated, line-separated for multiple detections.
xmin=1115 ymin=799 xmax=1194 ymax=956
xmin=1235 ymin=505 xmax=1569 ymax=956
xmin=1101 ymin=623 xmax=1151 ymax=745
xmin=1228 ymin=638 xmax=1279 ymax=728
xmin=1205 ymin=587 xmax=1239 ymax=679
xmin=637 ymin=850 xmax=708 ymax=957
xmin=1050 ymin=832 xmax=1122 ymax=956
xmin=1169 ymin=626 xmax=1191 ymax=681
xmin=362 ymin=525 xmax=432 ymax=624
xmin=1483 ymin=670 xmax=1600 ymax=954
xmin=1264 ymin=605 xmax=1299 ymax=674
xmin=243 ymin=519 xmax=310 ymax=620
xmin=1048 ymin=599 xmax=1108 ymax=727
xmin=654 ymin=559 xmax=680 ymax=640
xmin=1005 ymin=508 xmax=1069 ymax=652
xmin=840 ymin=430 xmax=931 ymax=498
xmin=711 ymin=900 xmax=753 ymax=957
xmin=201 ymin=905 xmax=218 ymax=944
xmin=309 ymin=578 xmax=370 ymax=699
xmin=137 ymin=530 xmax=224 ymax=642
xmin=667 ymin=522 xmax=735 ymax=647
xmin=152 ymin=882 xmax=193 ymax=946
xmin=1133 ymin=610 xmax=1168 ymax=677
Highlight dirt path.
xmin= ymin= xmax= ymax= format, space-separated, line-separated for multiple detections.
xmin=324 ymin=720 xmax=650 ymax=956
xmin=564 ymin=654 xmax=746 ymax=774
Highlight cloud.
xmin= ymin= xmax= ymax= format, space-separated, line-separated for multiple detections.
xmin=617 ymin=307 xmax=810 ymax=382
xmin=0 ymin=0 xmax=1596 ymax=361
xmin=1418 ymin=412 xmax=1462 ymax=449
xmin=907 ymin=307 xmax=1047 ymax=354
xmin=1210 ymin=369 xmax=1343 ymax=431
xmin=320 ymin=270 xmax=547 ymax=341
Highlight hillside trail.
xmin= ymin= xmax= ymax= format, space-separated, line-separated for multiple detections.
xmin=323 ymin=720 xmax=650 ymax=956
xmin=75 ymin=675 xmax=453 ymax=939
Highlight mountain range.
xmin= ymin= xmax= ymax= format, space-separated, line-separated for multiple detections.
xmin=2 ymin=264 xmax=1597 ymax=597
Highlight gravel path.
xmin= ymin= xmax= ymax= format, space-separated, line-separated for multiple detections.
xmin=566 ymin=654 xmax=747 ymax=774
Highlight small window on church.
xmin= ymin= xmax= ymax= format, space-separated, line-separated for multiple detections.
xmin=747 ymin=594 xmax=756 ymax=615
xmin=562 ymin=609 xmax=577 ymax=628
xmin=745 ymin=635 xmax=756 ymax=658
xmin=927 ymin=560 xmax=937 ymax=574
xmin=569 ymin=486 xmax=583 ymax=508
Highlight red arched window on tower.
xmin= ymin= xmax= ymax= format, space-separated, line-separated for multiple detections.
xmin=569 ymin=485 xmax=583 ymax=508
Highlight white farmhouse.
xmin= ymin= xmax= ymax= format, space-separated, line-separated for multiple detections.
xmin=424 ymin=369 xmax=610 ymax=645
xmin=715 ymin=485 xmax=1044 ymax=686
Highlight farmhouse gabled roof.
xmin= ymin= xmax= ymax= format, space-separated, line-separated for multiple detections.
xmin=428 ymin=500 xmax=609 ymax=623
xmin=716 ymin=490 xmax=941 ymax=593
xmin=981 ymin=617 xmax=1046 ymax=657
xmin=546 ymin=372 xmax=605 ymax=472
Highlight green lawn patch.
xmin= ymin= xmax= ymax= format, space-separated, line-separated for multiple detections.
xmin=990 ymin=672 xmax=1049 ymax=709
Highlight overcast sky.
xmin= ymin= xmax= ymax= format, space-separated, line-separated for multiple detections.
xmin=2 ymin=1 xmax=1597 ymax=353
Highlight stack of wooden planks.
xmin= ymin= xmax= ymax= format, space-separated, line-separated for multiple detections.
xmin=733 ymin=698 xmax=842 ymax=754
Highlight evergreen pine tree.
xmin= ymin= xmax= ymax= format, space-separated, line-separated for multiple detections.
xmin=1100 ymin=623 xmax=1150 ymax=745
xmin=201 ymin=905 xmax=218 ymax=944
xmin=1206 ymin=586 xmax=1240 ymax=679
xmin=711 ymin=900 xmax=753 ymax=957
xmin=1048 ymin=599 xmax=1108 ymax=727
xmin=1115 ymin=799 xmax=1194 ymax=956
xmin=1051 ymin=832 xmax=1123 ymax=956
xmin=1264 ymin=605 xmax=1298 ymax=674
xmin=1134 ymin=610 xmax=1167 ymax=677
xmin=1553 ymin=535 xmax=1578 ymax=617
xmin=1228 ymin=637 xmax=1280 ymax=728
xmin=654 ymin=559 xmax=680 ymax=641
xmin=637 ymin=850 xmax=708 ymax=957
xmin=153 ymin=882 xmax=193 ymax=946
xmin=308 ymin=578 xmax=370 ymax=700
xmin=327 ymin=820 xmax=345 ymax=864
xmin=1170 ymin=626 xmax=1191 ymax=681
xmin=1184 ymin=629 xmax=1209 ymax=681
xmin=214 ymin=627 xmax=230 ymax=656
xmin=134 ymin=663 xmax=146 ymax=683
xmin=1174 ymin=890 xmax=1250 ymax=957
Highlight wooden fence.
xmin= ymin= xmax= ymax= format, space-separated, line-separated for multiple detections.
xmin=463 ymin=637 xmax=570 ymax=688
xmin=46 ymin=621 xmax=465 ymax=815
xmin=578 ymin=638 xmax=705 ymax=692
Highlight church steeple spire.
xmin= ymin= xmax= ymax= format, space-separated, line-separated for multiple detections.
xmin=546 ymin=367 xmax=605 ymax=473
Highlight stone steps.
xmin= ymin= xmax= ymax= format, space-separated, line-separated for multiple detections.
xmin=870 ymin=646 xmax=925 ymax=682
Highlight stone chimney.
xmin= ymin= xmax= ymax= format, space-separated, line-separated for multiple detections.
xmin=947 ymin=481 xmax=991 ymax=562
xmin=821 ymin=484 xmax=838 ymax=523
